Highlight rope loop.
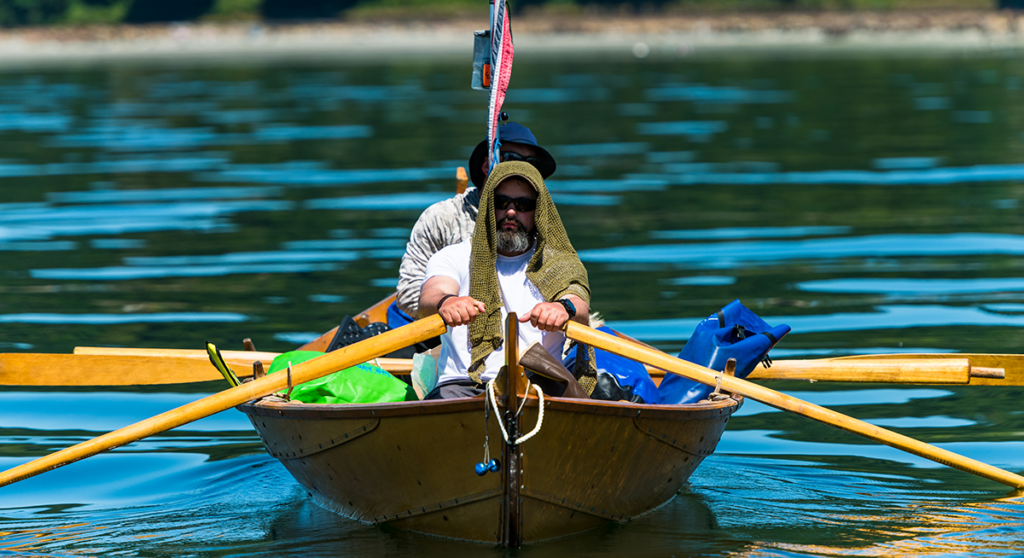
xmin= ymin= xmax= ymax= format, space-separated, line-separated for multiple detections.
xmin=486 ymin=379 xmax=544 ymax=445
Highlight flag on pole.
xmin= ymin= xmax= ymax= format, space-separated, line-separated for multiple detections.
xmin=486 ymin=0 xmax=514 ymax=174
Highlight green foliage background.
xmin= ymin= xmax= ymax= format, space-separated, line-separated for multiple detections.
xmin=0 ymin=0 xmax=1005 ymax=28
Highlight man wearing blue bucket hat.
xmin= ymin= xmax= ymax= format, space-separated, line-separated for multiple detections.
xmin=391 ymin=123 xmax=557 ymax=328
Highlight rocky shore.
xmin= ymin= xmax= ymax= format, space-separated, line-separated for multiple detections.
xmin=2 ymin=9 xmax=1024 ymax=67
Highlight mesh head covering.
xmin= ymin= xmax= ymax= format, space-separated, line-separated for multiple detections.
xmin=467 ymin=161 xmax=596 ymax=391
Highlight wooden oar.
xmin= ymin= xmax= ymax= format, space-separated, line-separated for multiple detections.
xmin=0 ymin=315 xmax=445 ymax=488
xmin=824 ymin=353 xmax=1020 ymax=387
xmin=563 ymin=321 xmax=1024 ymax=490
xmin=646 ymin=358 xmax=1003 ymax=386
xmin=746 ymin=358 xmax=1003 ymax=384
xmin=0 ymin=348 xmax=1011 ymax=387
xmin=1 ymin=353 xmax=237 ymax=386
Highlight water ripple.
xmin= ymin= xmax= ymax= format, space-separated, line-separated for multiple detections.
xmin=48 ymin=186 xmax=283 ymax=204
xmin=797 ymin=278 xmax=1024 ymax=295
xmin=580 ymin=233 xmax=1024 ymax=266
xmin=613 ymin=304 xmax=1024 ymax=341
xmin=125 ymin=250 xmax=361 ymax=266
xmin=646 ymin=84 xmax=794 ymax=104
xmin=0 ymin=155 xmax=227 ymax=178
xmin=0 ymin=313 xmax=248 ymax=324
xmin=0 ymin=392 xmax=251 ymax=432
xmin=200 ymin=166 xmax=451 ymax=186
xmin=652 ymin=225 xmax=851 ymax=241
xmin=629 ymin=162 xmax=1024 ymax=186
xmin=30 ymin=263 xmax=341 ymax=281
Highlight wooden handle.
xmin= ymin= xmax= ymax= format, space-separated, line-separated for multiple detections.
xmin=971 ymin=366 xmax=1005 ymax=379
xmin=0 ymin=315 xmax=445 ymax=488
xmin=564 ymin=322 xmax=1024 ymax=490
xmin=749 ymin=359 xmax=974 ymax=384
xmin=829 ymin=353 xmax=1020 ymax=386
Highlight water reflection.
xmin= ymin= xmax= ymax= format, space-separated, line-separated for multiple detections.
xmin=1 ymin=392 xmax=249 ymax=431
xmin=580 ymin=233 xmax=1024 ymax=266
xmin=57 ymin=124 xmax=372 ymax=150
xmin=645 ymin=84 xmax=794 ymax=104
xmin=797 ymin=278 xmax=1024 ymax=295
xmin=32 ymin=262 xmax=341 ymax=280
xmin=765 ymin=496 xmax=1024 ymax=556
xmin=200 ymin=165 xmax=452 ymax=185
xmin=49 ymin=186 xmax=283 ymax=204
xmin=734 ymin=389 xmax=954 ymax=415
xmin=651 ymin=225 xmax=850 ymax=240
xmin=0 ymin=154 xmax=226 ymax=177
xmin=0 ymin=312 xmax=247 ymax=324
xmin=5 ymin=200 xmax=287 ymax=240
xmin=615 ymin=305 xmax=1024 ymax=342
xmin=630 ymin=162 xmax=1024 ymax=185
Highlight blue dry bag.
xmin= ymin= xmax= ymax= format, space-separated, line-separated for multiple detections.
xmin=659 ymin=300 xmax=790 ymax=405
xmin=563 ymin=326 xmax=661 ymax=404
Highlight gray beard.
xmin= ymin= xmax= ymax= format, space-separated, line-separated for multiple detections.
xmin=497 ymin=226 xmax=532 ymax=254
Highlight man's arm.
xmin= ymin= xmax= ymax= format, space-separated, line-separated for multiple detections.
xmin=519 ymin=294 xmax=589 ymax=332
xmin=396 ymin=208 xmax=450 ymax=318
xmin=397 ymin=192 xmax=480 ymax=318
xmin=419 ymin=275 xmax=486 ymax=327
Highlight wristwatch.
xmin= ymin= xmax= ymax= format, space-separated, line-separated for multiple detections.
xmin=556 ymin=298 xmax=577 ymax=319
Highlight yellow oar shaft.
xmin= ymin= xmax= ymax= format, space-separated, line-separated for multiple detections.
xmin=756 ymin=358 xmax=975 ymax=383
xmin=644 ymin=359 xmax=987 ymax=385
xmin=2 ymin=352 xmax=1010 ymax=387
xmin=565 ymin=322 xmax=1024 ymax=490
xmin=0 ymin=315 xmax=445 ymax=488
xmin=75 ymin=347 xmax=282 ymax=360
xmin=831 ymin=353 xmax=1020 ymax=386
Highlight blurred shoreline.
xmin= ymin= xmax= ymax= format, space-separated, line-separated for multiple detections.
xmin=3 ymin=9 xmax=1024 ymax=67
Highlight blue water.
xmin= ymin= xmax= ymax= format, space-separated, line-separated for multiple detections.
xmin=1 ymin=53 xmax=1023 ymax=556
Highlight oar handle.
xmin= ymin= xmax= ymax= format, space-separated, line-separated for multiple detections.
xmin=750 ymin=359 xmax=976 ymax=384
xmin=564 ymin=321 xmax=1024 ymax=490
xmin=0 ymin=315 xmax=446 ymax=488
xmin=971 ymin=366 xmax=1005 ymax=379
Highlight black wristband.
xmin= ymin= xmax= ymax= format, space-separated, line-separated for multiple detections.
xmin=556 ymin=298 xmax=577 ymax=319
xmin=437 ymin=294 xmax=457 ymax=311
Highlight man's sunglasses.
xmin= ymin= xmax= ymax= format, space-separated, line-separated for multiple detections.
xmin=494 ymin=194 xmax=537 ymax=212
xmin=500 ymin=151 xmax=543 ymax=167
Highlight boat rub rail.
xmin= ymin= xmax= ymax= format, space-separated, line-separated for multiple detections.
xmin=237 ymin=394 xmax=741 ymax=421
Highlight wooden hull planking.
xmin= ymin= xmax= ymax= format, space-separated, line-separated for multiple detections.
xmin=239 ymin=395 xmax=738 ymax=544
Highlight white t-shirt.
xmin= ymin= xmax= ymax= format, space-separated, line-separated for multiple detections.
xmin=424 ymin=238 xmax=566 ymax=386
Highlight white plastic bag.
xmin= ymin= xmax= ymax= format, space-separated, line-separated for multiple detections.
xmin=411 ymin=350 xmax=439 ymax=399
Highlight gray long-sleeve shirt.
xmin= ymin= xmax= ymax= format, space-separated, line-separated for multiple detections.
xmin=396 ymin=187 xmax=481 ymax=317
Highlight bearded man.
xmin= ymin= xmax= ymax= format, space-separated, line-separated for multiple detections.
xmin=393 ymin=123 xmax=556 ymax=325
xmin=418 ymin=161 xmax=591 ymax=399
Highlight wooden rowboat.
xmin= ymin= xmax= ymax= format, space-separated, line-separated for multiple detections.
xmin=236 ymin=314 xmax=741 ymax=546
xmin=238 ymin=383 xmax=738 ymax=544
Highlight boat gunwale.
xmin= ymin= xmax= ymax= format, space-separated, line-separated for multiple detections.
xmin=237 ymin=393 xmax=741 ymax=421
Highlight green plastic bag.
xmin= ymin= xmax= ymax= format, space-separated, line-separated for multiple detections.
xmin=267 ymin=350 xmax=416 ymax=404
